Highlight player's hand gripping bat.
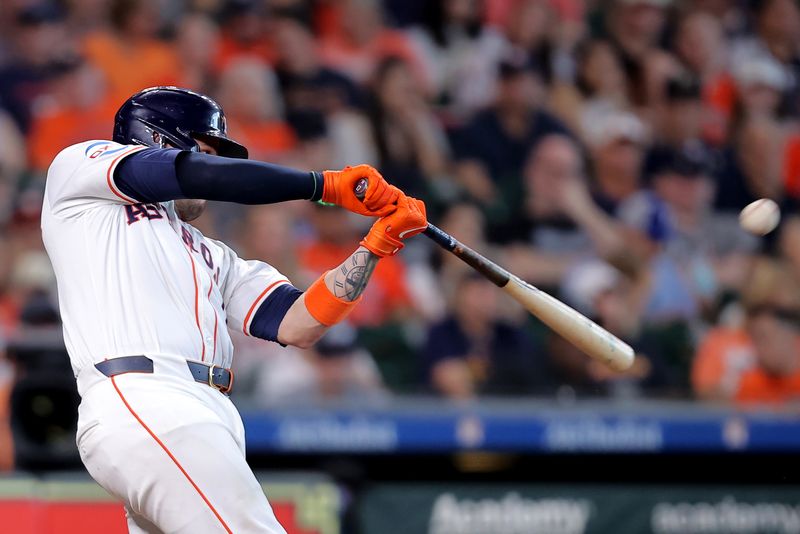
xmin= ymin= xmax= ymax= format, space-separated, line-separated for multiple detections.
xmin=354 ymin=179 xmax=634 ymax=372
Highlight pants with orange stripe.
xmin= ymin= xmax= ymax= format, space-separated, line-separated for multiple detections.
xmin=76 ymin=372 xmax=287 ymax=533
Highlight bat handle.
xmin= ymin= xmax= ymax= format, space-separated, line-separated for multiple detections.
xmin=422 ymin=223 xmax=455 ymax=251
xmin=353 ymin=177 xmax=508 ymax=286
xmin=354 ymin=177 xmax=368 ymax=200
xmin=354 ymin=177 xmax=446 ymax=246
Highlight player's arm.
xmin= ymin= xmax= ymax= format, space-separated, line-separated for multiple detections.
xmin=115 ymin=149 xmax=400 ymax=216
xmin=277 ymin=196 xmax=427 ymax=348
xmin=275 ymin=247 xmax=379 ymax=347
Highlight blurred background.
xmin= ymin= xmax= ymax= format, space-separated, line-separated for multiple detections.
xmin=1 ymin=0 xmax=800 ymax=532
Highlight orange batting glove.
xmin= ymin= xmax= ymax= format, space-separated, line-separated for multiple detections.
xmin=360 ymin=195 xmax=427 ymax=257
xmin=322 ymin=165 xmax=401 ymax=217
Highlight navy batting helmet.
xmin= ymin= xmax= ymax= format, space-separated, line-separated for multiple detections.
xmin=113 ymin=86 xmax=248 ymax=159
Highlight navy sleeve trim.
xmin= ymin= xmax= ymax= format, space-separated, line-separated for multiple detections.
xmin=310 ymin=171 xmax=324 ymax=202
xmin=248 ymin=284 xmax=303 ymax=343
xmin=114 ymin=148 xmax=185 ymax=203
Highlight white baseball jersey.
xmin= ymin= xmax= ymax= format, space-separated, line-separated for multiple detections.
xmin=42 ymin=140 xmax=291 ymax=533
xmin=41 ymin=140 xmax=290 ymax=395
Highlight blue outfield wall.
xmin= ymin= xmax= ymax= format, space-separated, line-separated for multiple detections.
xmin=238 ymin=400 xmax=800 ymax=454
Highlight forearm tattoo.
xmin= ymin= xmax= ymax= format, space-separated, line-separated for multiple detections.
xmin=332 ymin=250 xmax=379 ymax=301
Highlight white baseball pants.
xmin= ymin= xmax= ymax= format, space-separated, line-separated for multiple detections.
xmin=76 ymin=371 xmax=286 ymax=534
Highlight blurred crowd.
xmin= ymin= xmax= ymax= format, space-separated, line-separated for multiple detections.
xmin=2 ymin=0 xmax=800 ymax=410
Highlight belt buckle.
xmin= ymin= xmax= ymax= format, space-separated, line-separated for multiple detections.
xmin=207 ymin=364 xmax=233 ymax=394
xmin=207 ymin=364 xmax=217 ymax=389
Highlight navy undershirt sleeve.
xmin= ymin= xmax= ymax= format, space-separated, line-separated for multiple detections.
xmin=176 ymin=151 xmax=323 ymax=204
xmin=248 ymin=284 xmax=304 ymax=343
xmin=115 ymin=148 xmax=184 ymax=203
xmin=114 ymin=148 xmax=325 ymax=204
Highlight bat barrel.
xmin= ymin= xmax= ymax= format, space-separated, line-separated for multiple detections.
xmin=504 ymin=276 xmax=635 ymax=371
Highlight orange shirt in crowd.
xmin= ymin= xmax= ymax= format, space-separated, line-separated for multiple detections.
xmin=784 ymin=132 xmax=800 ymax=199
xmin=27 ymin=99 xmax=117 ymax=171
xmin=737 ymin=369 xmax=800 ymax=404
xmin=82 ymin=32 xmax=180 ymax=103
xmin=213 ymin=34 xmax=275 ymax=74
xmin=702 ymin=72 xmax=736 ymax=146
xmin=225 ymin=119 xmax=297 ymax=162
xmin=0 ymin=299 xmax=18 ymax=338
xmin=298 ymin=241 xmax=412 ymax=327
xmin=319 ymin=30 xmax=425 ymax=86
xmin=484 ymin=0 xmax=584 ymax=27
xmin=693 ymin=328 xmax=800 ymax=404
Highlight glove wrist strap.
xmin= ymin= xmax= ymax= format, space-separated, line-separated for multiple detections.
xmin=360 ymin=233 xmax=403 ymax=257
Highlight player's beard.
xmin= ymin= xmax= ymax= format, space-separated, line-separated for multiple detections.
xmin=175 ymin=199 xmax=207 ymax=222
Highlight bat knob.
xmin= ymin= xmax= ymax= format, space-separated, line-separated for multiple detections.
xmin=354 ymin=178 xmax=368 ymax=201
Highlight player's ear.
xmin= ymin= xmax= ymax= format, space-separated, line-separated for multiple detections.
xmin=152 ymin=132 xmax=161 ymax=144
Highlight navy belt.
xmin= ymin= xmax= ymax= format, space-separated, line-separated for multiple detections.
xmin=95 ymin=356 xmax=234 ymax=394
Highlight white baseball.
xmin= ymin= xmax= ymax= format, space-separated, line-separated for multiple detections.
xmin=739 ymin=198 xmax=781 ymax=236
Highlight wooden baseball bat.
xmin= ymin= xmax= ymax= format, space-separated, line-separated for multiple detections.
xmin=353 ymin=179 xmax=634 ymax=371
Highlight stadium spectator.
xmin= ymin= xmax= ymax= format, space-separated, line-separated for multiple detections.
xmin=604 ymin=0 xmax=677 ymax=110
xmin=175 ymin=12 xmax=220 ymax=93
xmin=731 ymin=55 xmax=788 ymax=125
xmin=407 ymin=0 xmax=506 ymax=121
xmin=693 ymin=257 xmax=800 ymax=404
xmin=81 ymin=0 xmax=179 ymax=103
xmin=0 ymin=109 xmax=26 ymax=215
xmin=503 ymin=135 xmax=629 ymax=286
xmin=291 ymin=323 xmax=387 ymax=404
xmin=551 ymin=39 xmax=629 ymax=134
xmin=645 ymin=76 xmax=710 ymax=174
xmin=64 ymin=0 xmax=112 ymax=36
xmin=318 ymin=0 xmax=425 ymax=87
xmin=235 ymin=204 xmax=306 ymax=286
xmin=271 ymin=10 xmax=375 ymax=168
xmin=650 ymin=146 xmax=757 ymax=296
xmin=0 ymin=2 xmax=73 ymax=133
xmin=732 ymin=0 xmax=800 ymax=116
xmin=27 ymin=57 xmax=116 ymax=171
xmin=715 ymin=116 xmax=785 ymax=212
xmin=422 ymin=271 xmax=542 ymax=398
xmin=366 ymin=57 xmax=451 ymax=201
xmin=213 ymin=0 xmax=273 ymax=72
xmin=232 ymin=322 xmax=387 ymax=406
xmin=215 ymin=58 xmax=298 ymax=162
xmin=281 ymin=110 xmax=342 ymax=171
xmin=452 ymin=51 xmax=569 ymax=214
xmin=583 ymin=109 xmax=649 ymax=211
xmin=0 ymin=252 xmax=56 ymax=338
xmin=273 ymin=12 xmax=363 ymax=115
xmin=500 ymin=0 xmax=558 ymax=84
xmin=673 ymin=10 xmax=734 ymax=144
xmin=783 ymin=126 xmax=800 ymax=201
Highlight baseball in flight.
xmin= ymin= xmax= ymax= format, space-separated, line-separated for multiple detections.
xmin=739 ymin=198 xmax=781 ymax=236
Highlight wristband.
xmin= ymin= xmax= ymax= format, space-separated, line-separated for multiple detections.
xmin=304 ymin=271 xmax=361 ymax=326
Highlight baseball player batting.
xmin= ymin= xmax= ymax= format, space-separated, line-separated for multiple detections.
xmin=40 ymin=86 xmax=426 ymax=533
